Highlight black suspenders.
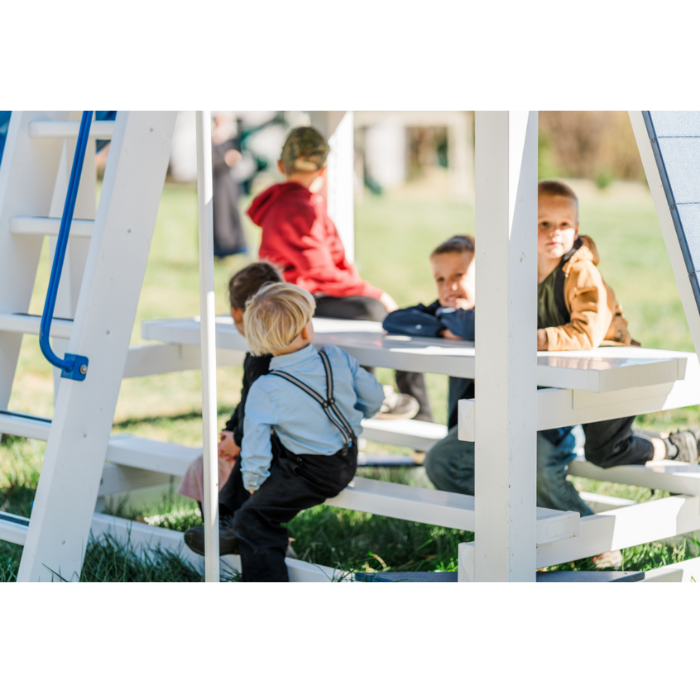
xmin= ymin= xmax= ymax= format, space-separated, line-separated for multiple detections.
xmin=268 ymin=350 xmax=356 ymax=452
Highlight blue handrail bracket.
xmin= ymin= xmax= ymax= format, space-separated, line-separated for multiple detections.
xmin=38 ymin=110 xmax=93 ymax=382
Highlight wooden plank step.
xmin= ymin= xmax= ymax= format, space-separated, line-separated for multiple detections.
xmin=0 ymin=312 xmax=73 ymax=338
xmin=568 ymin=456 xmax=700 ymax=496
xmin=9 ymin=216 xmax=94 ymax=238
xmin=28 ymin=120 xmax=115 ymax=139
xmin=361 ymin=418 xmax=447 ymax=452
xmin=105 ymin=435 xmax=579 ymax=545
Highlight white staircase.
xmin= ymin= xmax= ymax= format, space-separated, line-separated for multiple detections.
xmin=0 ymin=111 xmax=176 ymax=581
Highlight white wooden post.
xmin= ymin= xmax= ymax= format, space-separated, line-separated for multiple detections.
xmin=17 ymin=112 xmax=177 ymax=581
xmin=309 ymin=111 xmax=355 ymax=261
xmin=196 ymin=111 xmax=220 ymax=583
xmin=473 ymin=111 xmax=538 ymax=582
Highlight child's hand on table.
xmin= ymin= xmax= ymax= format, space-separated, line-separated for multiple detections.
xmin=441 ymin=328 xmax=464 ymax=340
xmin=218 ymin=430 xmax=241 ymax=463
xmin=537 ymin=329 xmax=548 ymax=351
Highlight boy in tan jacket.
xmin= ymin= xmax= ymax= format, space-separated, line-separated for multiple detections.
xmin=537 ymin=180 xmax=699 ymax=467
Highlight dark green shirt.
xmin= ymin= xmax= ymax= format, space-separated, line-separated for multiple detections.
xmin=538 ymin=269 xmax=568 ymax=330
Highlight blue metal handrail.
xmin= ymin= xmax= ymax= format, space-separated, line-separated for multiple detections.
xmin=39 ymin=110 xmax=93 ymax=381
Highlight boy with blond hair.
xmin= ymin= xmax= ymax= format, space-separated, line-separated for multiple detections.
xmin=190 ymin=282 xmax=384 ymax=582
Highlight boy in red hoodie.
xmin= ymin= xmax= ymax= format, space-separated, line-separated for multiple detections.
xmin=248 ymin=126 xmax=432 ymax=421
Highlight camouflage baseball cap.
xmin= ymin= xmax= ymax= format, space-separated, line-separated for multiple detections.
xmin=280 ymin=126 xmax=330 ymax=173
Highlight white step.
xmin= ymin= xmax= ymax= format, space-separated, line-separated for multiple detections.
xmin=0 ymin=410 xmax=51 ymax=441
xmin=0 ymin=511 xmax=332 ymax=582
xmin=361 ymin=418 xmax=447 ymax=452
xmin=568 ymin=456 xmax=700 ymax=496
xmin=28 ymin=120 xmax=115 ymax=140
xmin=9 ymin=216 xmax=94 ymax=238
xmin=0 ymin=312 xmax=73 ymax=338
xmin=104 ymin=434 xmax=579 ymax=545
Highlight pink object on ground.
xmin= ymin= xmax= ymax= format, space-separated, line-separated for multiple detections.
xmin=177 ymin=453 xmax=235 ymax=502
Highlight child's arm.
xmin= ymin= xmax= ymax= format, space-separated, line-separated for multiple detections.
xmin=435 ymin=308 xmax=475 ymax=341
xmin=330 ymin=347 xmax=384 ymax=418
xmin=240 ymin=382 xmax=279 ymax=492
xmin=382 ymin=302 xmax=446 ymax=337
xmin=543 ymin=263 xmax=613 ymax=351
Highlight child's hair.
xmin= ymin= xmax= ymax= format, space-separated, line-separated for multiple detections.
xmin=228 ymin=261 xmax=283 ymax=310
xmin=280 ymin=126 xmax=330 ymax=174
xmin=244 ymin=282 xmax=316 ymax=356
xmin=430 ymin=235 xmax=475 ymax=258
xmin=538 ymin=180 xmax=579 ymax=219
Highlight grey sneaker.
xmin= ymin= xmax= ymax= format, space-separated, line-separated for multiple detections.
xmin=375 ymin=385 xmax=420 ymax=420
xmin=668 ymin=430 xmax=700 ymax=463
xmin=184 ymin=514 xmax=240 ymax=556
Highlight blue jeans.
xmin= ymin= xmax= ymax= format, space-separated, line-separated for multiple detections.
xmin=424 ymin=426 xmax=593 ymax=516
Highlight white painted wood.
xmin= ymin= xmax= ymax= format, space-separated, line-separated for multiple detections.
xmin=4 ymin=511 xmax=335 ymax=582
xmin=473 ymin=111 xmax=539 ymax=582
xmin=459 ymin=352 xmax=700 ymax=441
xmin=141 ymin=316 xmax=685 ymax=390
xmin=17 ymin=112 xmax=177 ymax=582
xmin=325 ymin=111 xmax=355 ymax=262
xmin=569 ymin=457 xmax=700 ymax=497
xmin=360 ymin=418 xmax=447 ymax=451
xmin=630 ymin=111 xmax=700 ymax=359
xmin=536 ymin=495 xmax=700 ymax=569
xmin=98 ymin=463 xmax=173 ymax=497
xmin=123 ymin=344 xmax=245 ymax=378
xmin=0 ymin=111 xmax=71 ymax=438
xmin=196 ymin=111 xmax=220 ymax=583
xmin=0 ymin=313 xmax=73 ymax=337
xmin=29 ymin=120 xmax=115 ymax=140
xmin=9 ymin=216 xmax=94 ymax=238
xmin=458 ymin=542 xmax=475 ymax=582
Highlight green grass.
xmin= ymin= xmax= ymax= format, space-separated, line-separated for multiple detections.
xmin=2 ymin=175 xmax=700 ymax=581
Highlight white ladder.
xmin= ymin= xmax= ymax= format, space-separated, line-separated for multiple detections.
xmin=0 ymin=111 xmax=177 ymax=581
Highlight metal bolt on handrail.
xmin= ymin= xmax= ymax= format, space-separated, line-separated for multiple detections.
xmin=38 ymin=110 xmax=92 ymax=381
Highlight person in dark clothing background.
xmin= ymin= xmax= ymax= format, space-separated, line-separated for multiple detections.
xmin=211 ymin=113 xmax=248 ymax=257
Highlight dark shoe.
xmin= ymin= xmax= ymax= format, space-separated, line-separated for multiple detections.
xmin=375 ymin=385 xmax=420 ymax=420
xmin=668 ymin=430 xmax=700 ymax=463
xmin=184 ymin=515 xmax=240 ymax=556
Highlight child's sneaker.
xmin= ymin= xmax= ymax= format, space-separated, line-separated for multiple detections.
xmin=375 ymin=385 xmax=420 ymax=420
xmin=184 ymin=514 xmax=240 ymax=556
xmin=667 ymin=430 xmax=700 ymax=463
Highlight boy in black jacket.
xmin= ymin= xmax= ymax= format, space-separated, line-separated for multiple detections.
xmin=383 ymin=235 xmax=475 ymax=430
xmin=177 ymin=262 xmax=282 ymax=536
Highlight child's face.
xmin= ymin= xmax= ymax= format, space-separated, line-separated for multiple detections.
xmin=430 ymin=252 xmax=475 ymax=309
xmin=538 ymin=194 xmax=579 ymax=263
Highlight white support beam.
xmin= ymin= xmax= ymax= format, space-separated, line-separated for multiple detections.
xmin=459 ymin=354 xmax=700 ymax=441
xmin=122 ymin=343 xmax=245 ymax=378
xmin=473 ymin=111 xmax=539 ymax=582
xmin=17 ymin=112 xmax=177 ymax=582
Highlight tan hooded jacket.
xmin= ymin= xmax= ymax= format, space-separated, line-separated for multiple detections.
xmin=543 ymin=235 xmax=634 ymax=351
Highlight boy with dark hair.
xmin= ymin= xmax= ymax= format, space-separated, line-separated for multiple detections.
xmin=179 ymin=261 xmax=282 ymax=533
xmin=248 ymin=125 xmax=431 ymax=422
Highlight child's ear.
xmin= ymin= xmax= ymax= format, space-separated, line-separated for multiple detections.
xmin=277 ymin=159 xmax=286 ymax=175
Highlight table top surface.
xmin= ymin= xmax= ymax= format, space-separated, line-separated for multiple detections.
xmin=141 ymin=316 xmax=693 ymax=393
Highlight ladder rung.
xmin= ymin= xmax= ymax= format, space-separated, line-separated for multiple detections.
xmin=0 ymin=410 xmax=51 ymax=441
xmin=9 ymin=216 xmax=94 ymax=238
xmin=28 ymin=120 xmax=115 ymax=140
xmin=0 ymin=312 xmax=73 ymax=338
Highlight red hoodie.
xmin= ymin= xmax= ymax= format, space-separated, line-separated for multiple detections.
xmin=249 ymin=182 xmax=383 ymax=299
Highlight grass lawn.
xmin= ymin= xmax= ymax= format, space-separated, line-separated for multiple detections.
xmin=2 ymin=173 xmax=699 ymax=581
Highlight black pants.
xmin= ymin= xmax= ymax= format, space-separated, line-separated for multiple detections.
xmin=314 ymin=295 xmax=433 ymax=422
xmin=223 ymin=437 xmax=357 ymax=581
xmin=582 ymin=416 xmax=654 ymax=468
